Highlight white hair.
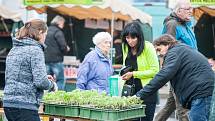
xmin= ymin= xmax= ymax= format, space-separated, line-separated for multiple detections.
xmin=92 ymin=32 xmax=112 ymax=46
xmin=51 ymin=15 xmax=65 ymax=25
xmin=173 ymin=0 xmax=191 ymax=13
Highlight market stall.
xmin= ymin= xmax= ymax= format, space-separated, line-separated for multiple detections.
xmin=0 ymin=4 xmax=23 ymax=90
xmin=193 ymin=6 xmax=215 ymax=58
xmin=26 ymin=0 xmax=152 ymax=25
xmin=26 ymin=0 xmax=152 ymax=61
xmin=26 ymin=0 xmax=153 ymax=92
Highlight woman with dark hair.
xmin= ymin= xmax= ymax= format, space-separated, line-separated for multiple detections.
xmin=3 ymin=19 xmax=57 ymax=121
xmin=121 ymin=21 xmax=159 ymax=121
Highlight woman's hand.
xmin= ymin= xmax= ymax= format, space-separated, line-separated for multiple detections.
xmin=52 ymin=81 xmax=58 ymax=92
xmin=47 ymin=75 xmax=58 ymax=92
xmin=122 ymin=72 xmax=133 ymax=80
xmin=47 ymin=75 xmax=55 ymax=81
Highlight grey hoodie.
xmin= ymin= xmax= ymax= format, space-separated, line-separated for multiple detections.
xmin=3 ymin=37 xmax=54 ymax=111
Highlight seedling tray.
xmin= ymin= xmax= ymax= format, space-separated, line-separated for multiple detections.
xmin=79 ymin=105 xmax=145 ymax=121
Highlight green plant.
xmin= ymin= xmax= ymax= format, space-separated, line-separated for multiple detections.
xmin=43 ymin=89 xmax=143 ymax=110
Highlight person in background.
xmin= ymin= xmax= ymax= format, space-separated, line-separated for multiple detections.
xmin=76 ymin=32 xmax=113 ymax=94
xmin=136 ymin=34 xmax=214 ymax=121
xmin=121 ymin=21 xmax=159 ymax=121
xmin=208 ymin=58 xmax=215 ymax=71
xmin=3 ymin=19 xmax=57 ymax=121
xmin=155 ymin=0 xmax=197 ymax=121
xmin=44 ymin=15 xmax=70 ymax=90
xmin=162 ymin=0 xmax=197 ymax=49
xmin=113 ymin=30 xmax=123 ymax=64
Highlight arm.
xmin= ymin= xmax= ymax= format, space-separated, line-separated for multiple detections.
xmin=55 ymin=30 xmax=68 ymax=53
xmin=136 ymin=50 xmax=181 ymax=100
xmin=76 ymin=59 xmax=90 ymax=90
xmin=31 ymin=47 xmax=54 ymax=90
xmin=162 ymin=20 xmax=177 ymax=38
xmin=133 ymin=43 xmax=159 ymax=79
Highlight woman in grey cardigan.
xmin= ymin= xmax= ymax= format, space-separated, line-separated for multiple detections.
xmin=3 ymin=19 xmax=57 ymax=121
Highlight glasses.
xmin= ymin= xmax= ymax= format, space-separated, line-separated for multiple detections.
xmin=180 ymin=7 xmax=193 ymax=11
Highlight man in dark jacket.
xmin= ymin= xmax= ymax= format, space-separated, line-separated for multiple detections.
xmin=44 ymin=15 xmax=70 ymax=90
xmin=136 ymin=34 xmax=214 ymax=121
xmin=155 ymin=1 xmax=197 ymax=121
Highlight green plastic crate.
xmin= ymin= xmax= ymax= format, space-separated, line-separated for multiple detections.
xmin=54 ymin=104 xmax=66 ymax=116
xmin=65 ymin=105 xmax=80 ymax=117
xmin=118 ymin=109 xmax=128 ymax=120
xmin=126 ymin=106 xmax=145 ymax=119
xmin=90 ymin=108 xmax=103 ymax=120
xmin=79 ymin=107 xmax=91 ymax=119
xmin=102 ymin=110 xmax=119 ymax=121
xmin=79 ymin=105 xmax=145 ymax=121
xmin=44 ymin=103 xmax=56 ymax=115
xmin=103 ymin=105 xmax=145 ymax=121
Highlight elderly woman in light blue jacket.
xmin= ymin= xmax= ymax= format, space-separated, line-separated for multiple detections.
xmin=76 ymin=32 xmax=114 ymax=94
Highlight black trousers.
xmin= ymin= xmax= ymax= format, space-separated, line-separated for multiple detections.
xmin=4 ymin=107 xmax=40 ymax=121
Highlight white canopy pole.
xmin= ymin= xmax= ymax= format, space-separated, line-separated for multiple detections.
xmin=110 ymin=12 xmax=115 ymax=64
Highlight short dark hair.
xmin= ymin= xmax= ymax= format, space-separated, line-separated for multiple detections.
xmin=16 ymin=19 xmax=47 ymax=41
xmin=121 ymin=21 xmax=145 ymax=56
xmin=153 ymin=34 xmax=178 ymax=48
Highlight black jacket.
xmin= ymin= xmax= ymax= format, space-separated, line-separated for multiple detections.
xmin=136 ymin=43 xmax=214 ymax=109
xmin=44 ymin=25 xmax=68 ymax=63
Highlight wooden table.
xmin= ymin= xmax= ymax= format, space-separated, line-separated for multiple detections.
xmin=0 ymin=107 xmax=92 ymax=121
xmin=39 ymin=114 xmax=93 ymax=121
xmin=39 ymin=104 xmax=93 ymax=121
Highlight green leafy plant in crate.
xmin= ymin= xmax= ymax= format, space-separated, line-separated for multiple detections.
xmin=43 ymin=91 xmax=67 ymax=116
xmin=42 ymin=89 xmax=145 ymax=120
xmin=87 ymin=96 xmax=144 ymax=120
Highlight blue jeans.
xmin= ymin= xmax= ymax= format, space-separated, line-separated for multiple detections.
xmin=4 ymin=107 xmax=40 ymax=121
xmin=189 ymin=96 xmax=212 ymax=121
xmin=46 ymin=62 xmax=65 ymax=90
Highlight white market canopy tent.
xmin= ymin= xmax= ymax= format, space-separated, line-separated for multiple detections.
xmin=26 ymin=0 xmax=152 ymax=60
xmin=0 ymin=0 xmax=26 ymax=22
xmin=0 ymin=5 xmax=22 ymax=22
xmin=26 ymin=0 xmax=152 ymax=26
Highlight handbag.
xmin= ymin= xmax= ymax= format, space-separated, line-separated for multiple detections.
xmin=121 ymin=84 xmax=135 ymax=97
xmin=120 ymin=65 xmax=138 ymax=96
xmin=120 ymin=66 xmax=136 ymax=97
